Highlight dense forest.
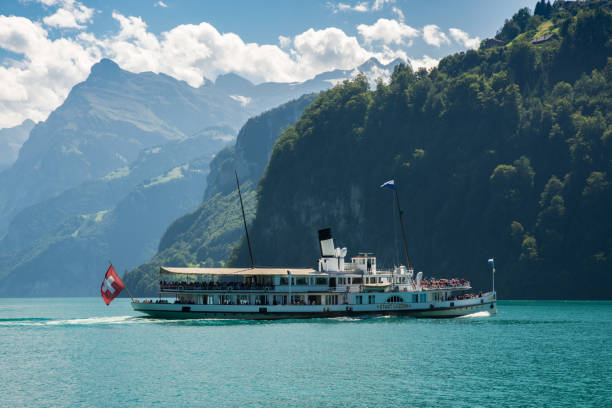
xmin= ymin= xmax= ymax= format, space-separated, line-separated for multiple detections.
xmin=228 ymin=1 xmax=612 ymax=299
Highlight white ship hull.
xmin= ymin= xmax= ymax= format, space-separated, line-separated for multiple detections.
xmin=132 ymin=292 xmax=497 ymax=320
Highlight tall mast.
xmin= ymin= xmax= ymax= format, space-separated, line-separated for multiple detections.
xmin=394 ymin=186 xmax=411 ymax=269
xmin=235 ymin=170 xmax=255 ymax=269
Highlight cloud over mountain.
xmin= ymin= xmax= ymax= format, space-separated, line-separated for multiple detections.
xmin=0 ymin=5 xmax=480 ymax=128
xmin=0 ymin=15 xmax=101 ymax=127
xmin=38 ymin=0 xmax=94 ymax=29
xmin=423 ymin=24 xmax=450 ymax=47
xmin=357 ymin=18 xmax=419 ymax=45
xmin=449 ymin=28 xmax=480 ymax=49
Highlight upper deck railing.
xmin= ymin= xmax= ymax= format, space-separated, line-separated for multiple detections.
xmin=159 ymin=279 xmax=472 ymax=293
xmin=421 ymin=279 xmax=470 ymax=290
xmin=160 ymin=281 xmax=272 ymax=292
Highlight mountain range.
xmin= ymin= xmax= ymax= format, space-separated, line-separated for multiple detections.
xmin=0 ymin=55 xmax=401 ymax=296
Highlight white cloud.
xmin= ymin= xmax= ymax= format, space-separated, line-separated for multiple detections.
xmin=0 ymin=15 xmax=101 ymax=127
xmin=392 ymin=7 xmax=404 ymax=23
xmin=42 ymin=0 xmax=94 ymax=29
xmin=44 ymin=8 xmax=84 ymax=28
xmin=155 ymin=1 xmax=168 ymax=8
xmin=88 ymin=14 xmax=385 ymax=86
xmin=357 ymin=18 xmax=418 ymax=45
xmin=37 ymin=0 xmax=60 ymax=6
xmin=352 ymin=3 xmax=369 ymax=12
xmin=278 ymin=35 xmax=291 ymax=48
xmin=408 ymin=55 xmax=439 ymax=71
xmin=293 ymin=27 xmax=372 ymax=74
xmin=334 ymin=2 xmax=369 ymax=13
xmin=372 ymin=0 xmax=395 ymax=11
xmin=329 ymin=0 xmax=394 ymax=13
xmin=0 ymin=10 xmax=413 ymax=128
xmin=422 ymin=24 xmax=450 ymax=47
xmin=449 ymin=28 xmax=480 ymax=50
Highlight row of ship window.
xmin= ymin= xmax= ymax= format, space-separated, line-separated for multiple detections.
xmin=354 ymin=294 xmax=427 ymax=304
xmin=175 ymin=293 xmax=427 ymax=305
xmin=277 ymin=276 xmax=405 ymax=285
xmin=278 ymin=277 xmax=327 ymax=285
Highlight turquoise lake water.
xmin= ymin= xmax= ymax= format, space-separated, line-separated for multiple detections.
xmin=1 ymin=298 xmax=611 ymax=407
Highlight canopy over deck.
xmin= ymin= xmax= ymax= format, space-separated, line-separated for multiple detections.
xmin=160 ymin=266 xmax=323 ymax=276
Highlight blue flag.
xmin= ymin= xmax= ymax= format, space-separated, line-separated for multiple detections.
xmin=380 ymin=180 xmax=395 ymax=190
xmin=488 ymin=258 xmax=494 ymax=265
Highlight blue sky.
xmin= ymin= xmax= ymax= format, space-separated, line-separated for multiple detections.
xmin=0 ymin=0 xmax=535 ymax=128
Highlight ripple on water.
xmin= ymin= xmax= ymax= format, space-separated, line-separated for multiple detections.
xmin=0 ymin=299 xmax=610 ymax=407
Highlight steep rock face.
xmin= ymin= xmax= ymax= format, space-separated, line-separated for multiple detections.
xmin=229 ymin=3 xmax=612 ymax=299
xmin=123 ymin=94 xmax=318 ymax=295
xmin=0 ymin=119 xmax=35 ymax=171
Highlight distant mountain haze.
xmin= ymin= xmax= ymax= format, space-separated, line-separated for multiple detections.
xmin=0 ymin=129 xmax=228 ymax=296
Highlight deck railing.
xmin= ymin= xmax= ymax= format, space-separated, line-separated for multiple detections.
xmin=160 ymin=282 xmax=274 ymax=292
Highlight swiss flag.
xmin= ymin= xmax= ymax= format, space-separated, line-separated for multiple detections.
xmin=101 ymin=264 xmax=125 ymax=305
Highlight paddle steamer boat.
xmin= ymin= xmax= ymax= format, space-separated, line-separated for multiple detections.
xmin=131 ymin=228 xmax=496 ymax=319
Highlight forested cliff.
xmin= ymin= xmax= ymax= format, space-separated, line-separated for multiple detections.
xmin=229 ymin=1 xmax=612 ymax=299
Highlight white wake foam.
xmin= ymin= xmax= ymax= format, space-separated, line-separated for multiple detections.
xmin=46 ymin=315 xmax=136 ymax=325
xmin=0 ymin=315 xmax=140 ymax=327
xmin=458 ymin=311 xmax=491 ymax=318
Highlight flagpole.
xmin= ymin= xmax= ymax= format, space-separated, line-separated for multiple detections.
xmin=109 ymin=260 xmax=135 ymax=302
xmin=488 ymin=258 xmax=495 ymax=295
xmin=124 ymin=285 xmax=135 ymax=303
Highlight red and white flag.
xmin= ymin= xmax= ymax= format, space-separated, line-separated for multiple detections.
xmin=101 ymin=264 xmax=125 ymax=305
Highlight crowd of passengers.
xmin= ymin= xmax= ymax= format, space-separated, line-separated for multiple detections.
xmin=171 ymin=297 xmax=318 ymax=306
xmin=160 ymin=280 xmax=268 ymax=291
xmin=161 ymin=278 xmax=471 ymax=291
xmin=132 ymin=299 xmax=169 ymax=304
xmin=448 ymin=292 xmax=481 ymax=301
xmin=420 ymin=278 xmax=469 ymax=288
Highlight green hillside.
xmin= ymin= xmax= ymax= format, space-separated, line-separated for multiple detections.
xmin=229 ymin=1 xmax=612 ymax=299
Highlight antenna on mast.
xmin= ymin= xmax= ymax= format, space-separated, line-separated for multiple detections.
xmin=381 ymin=179 xmax=411 ymax=269
xmin=394 ymin=185 xmax=411 ymax=269
xmin=235 ymin=170 xmax=255 ymax=269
